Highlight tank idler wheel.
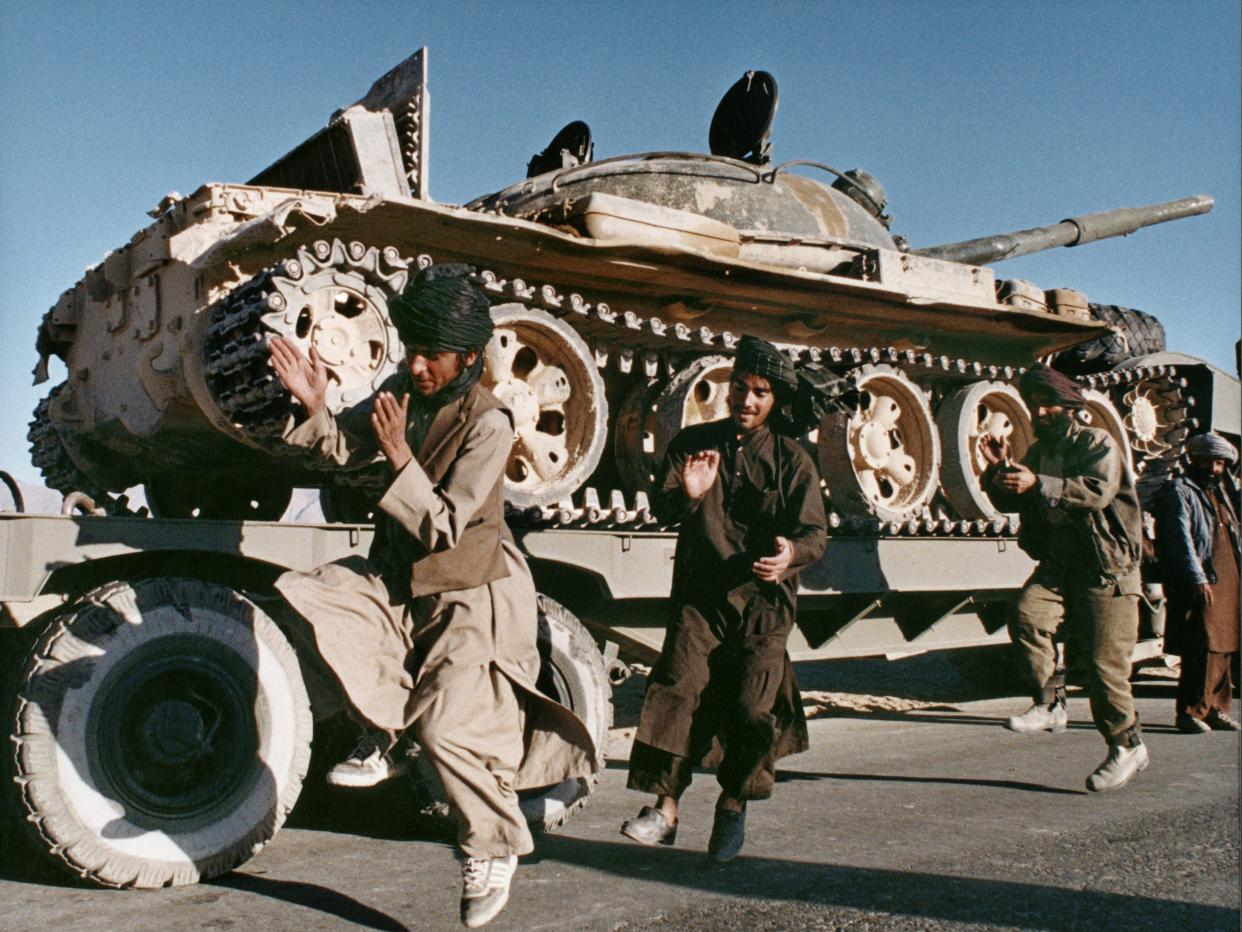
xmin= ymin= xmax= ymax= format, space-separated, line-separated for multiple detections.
xmin=146 ymin=475 xmax=293 ymax=521
xmin=482 ymin=304 xmax=608 ymax=508
xmin=1080 ymin=389 xmax=1134 ymax=473
xmin=6 ymin=578 xmax=312 ymax=888
xmin=613 ymin=355 xmax=733 ymax=493
xmin=937 ymin=381 xmax=1034 ymax=520
xmin=818 ymin=364 xmax=940 ymax=523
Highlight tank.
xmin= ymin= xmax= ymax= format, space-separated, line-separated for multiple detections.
xmin=28 ymin=49 xmax=1227 ymax=531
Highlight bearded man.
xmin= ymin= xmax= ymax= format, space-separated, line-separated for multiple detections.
xmin=983 ymin=364 xmax=1147 ymax=792
xmin=619 ymin=335 xmax=827 ymax=861
xmin=269 ymin=264 xmax=594 ymax=928
xmin=1154 ymin=431 xmax=1240 ymax=733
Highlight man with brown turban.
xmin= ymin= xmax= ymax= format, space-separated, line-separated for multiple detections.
xmin=619 ymin=335 xmax=827 ymax=861
xmin=269 ymin=265 xmax=595 ymax=928
xmin=983 ymin=364 xmax=1147 ymax=791
xmin=1154 ymin=431 xmax=1240 ymax=733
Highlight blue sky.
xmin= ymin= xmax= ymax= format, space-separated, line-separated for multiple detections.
xmin=1 ymin=0 xmax=1238 ymax=485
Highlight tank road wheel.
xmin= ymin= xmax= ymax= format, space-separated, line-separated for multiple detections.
xmin=1081 ymin=389 xmax=1134 ymax=473
xmin=203 ymin=239 xmax=410 ymax=448
xmin=409 ymin=594 xmax=611 ymax=833
xmin=936 ymin=381 xmax=1034 ymax=519
xmin=614 ymin=355 xmax=733 ymax=492
xmin=482 ymin=304 xmax=607 ymax=508
xmin=818 ymin=364 xmax=940 ymax=522
xmin=8 ymin=578 xmax=312 ymax=888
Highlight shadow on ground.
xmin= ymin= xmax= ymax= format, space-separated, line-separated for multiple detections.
xmin=529 ymin=835 xmax=1237 ymax=931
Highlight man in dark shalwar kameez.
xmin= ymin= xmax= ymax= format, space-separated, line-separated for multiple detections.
xmin=1154 ymin=431 xmax=1240 ymax=733
xmin=620 ymin=335 xmax=827 ymax=862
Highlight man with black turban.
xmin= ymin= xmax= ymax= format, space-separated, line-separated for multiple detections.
xmin=620 ymin=335 xmax=827 ymax=861
xmin=982 ymin=363 xmax=1147 ymax=791
xmin=1154 ymin=431 xmax=1240 ymax=733
xmin=269 ymin=265 xmax=595 ymax=928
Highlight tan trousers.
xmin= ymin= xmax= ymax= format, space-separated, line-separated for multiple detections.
xmin=1010 ymin=579 xmax=1140 ymax=745
xmin=417 ymin=663 xmax=534 ymax=859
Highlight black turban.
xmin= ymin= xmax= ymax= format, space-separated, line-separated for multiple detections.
xmin=733 ymin=334 xmax=858 ymax=435
xmin=388 ymin=264 xmax=494 ymax=353
xmin=1019 ymin=364 xmax=1087 ymax=409
xmin=734 ymin=335 xmax=797 ymax=389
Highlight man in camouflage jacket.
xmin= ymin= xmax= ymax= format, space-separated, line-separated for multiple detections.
xmin=984 ymin=365 xmax=1147 ymax=792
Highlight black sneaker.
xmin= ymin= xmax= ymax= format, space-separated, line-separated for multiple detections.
xmin=707 ymin=807 xmax=746 ymax=862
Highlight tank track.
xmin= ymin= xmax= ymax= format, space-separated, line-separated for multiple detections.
xmin=196 ymin=243 xmax=1194 ymax=537
xmin=27 ymin=386 xmax=96 ymax=497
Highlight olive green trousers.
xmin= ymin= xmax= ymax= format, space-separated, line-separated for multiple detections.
xmin=1009 ymin=578 xmax=1141 ymax=745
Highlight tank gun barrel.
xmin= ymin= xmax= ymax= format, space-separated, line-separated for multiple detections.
xmin=912 ymin=195 xmax=1213 ymax=266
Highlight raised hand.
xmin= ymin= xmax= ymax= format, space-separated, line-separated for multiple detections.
xmin=269 ymin=336 xmax=327 ymax=416
xmin=981 ymin=435 xmax=1011 ymax=466
xmin=371 ymin=391 xmax=413 ymax=471
xmin=753 ymin=535 xmax=793 ymax=583
xmin=680 ymin=449 xmax=720 ymax=500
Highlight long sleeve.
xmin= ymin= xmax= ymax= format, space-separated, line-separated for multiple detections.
xmin=780 ymin=443 xmax=827 ymax=573
xmin=1033 ymin=431 xmax=1122 ymax=514
xmin=377 ymin=408 xmax=512 ymax=553
xmin=1155 ymin=483 xmax=1208 ymax=586
xmin=282 ymin=400 xmax=381 ymax=468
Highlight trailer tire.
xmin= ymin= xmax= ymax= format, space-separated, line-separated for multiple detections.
xmin=7 ymin=578 xmax=312 ymax=888
xmin=409 ymin=594 xmax=611 ymax=833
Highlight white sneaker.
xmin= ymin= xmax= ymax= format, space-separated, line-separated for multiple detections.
xmin=325 ymin=733 xmax=410 ymax=788
xmin=460 ymin=854 xmax=517 ymax=928
xmin=1086 ymin=742 xmax=1149 ymax=792
xmin=1005 ymin=702 xmax=1068 ymax=734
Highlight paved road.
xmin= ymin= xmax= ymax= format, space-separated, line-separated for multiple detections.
xmin=3 ymin=655 xmax=1238 ymax=931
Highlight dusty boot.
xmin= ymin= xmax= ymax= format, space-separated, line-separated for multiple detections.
xmin=1086 ymin=742 xmax=1149 ymax=792
xmin=1004 ymin=701 xmax=1068 ymax=734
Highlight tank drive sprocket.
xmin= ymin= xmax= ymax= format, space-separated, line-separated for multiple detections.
xmin=202 ymin=239 xmax=410 ymax=455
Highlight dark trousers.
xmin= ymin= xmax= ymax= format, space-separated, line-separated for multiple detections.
xmin=1176 ymin=620 xmax=1236 ymax=720
xmin=627 ymin=598 xmax=801 ymax=801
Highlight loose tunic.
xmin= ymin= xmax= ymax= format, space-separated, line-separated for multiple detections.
xmin=630 ymin=419 xmax=827 ymax=800
xmin=274 ymin=376 xmax=595 ymax=794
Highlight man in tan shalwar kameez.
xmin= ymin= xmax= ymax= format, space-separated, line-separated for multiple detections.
xmin=268 ymin=264 xmax=595 ymax=928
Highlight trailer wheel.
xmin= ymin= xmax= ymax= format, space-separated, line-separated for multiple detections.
xmin=410 ymin=594 xmax=612 ymax=833
xmin=8 ymin=578 xmax=312 ymax=888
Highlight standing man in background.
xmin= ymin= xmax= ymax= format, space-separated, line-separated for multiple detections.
xmin=1154 ymin=432 xmax=1240 ymax=733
